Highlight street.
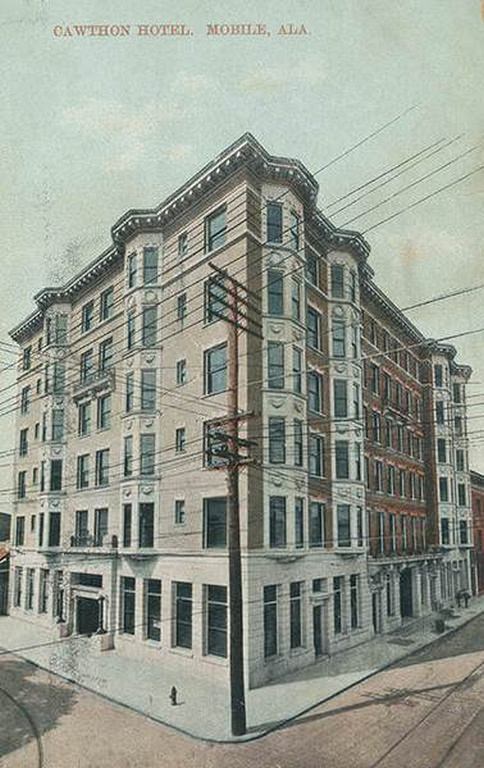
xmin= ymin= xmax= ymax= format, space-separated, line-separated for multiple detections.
xmin=1 ymin=613 xmax=484 ymax=768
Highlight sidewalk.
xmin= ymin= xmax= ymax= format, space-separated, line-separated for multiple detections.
xmin=1 ymin=596 xmax=484 ymax=742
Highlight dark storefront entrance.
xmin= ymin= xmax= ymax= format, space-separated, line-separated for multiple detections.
xmin=400 ymin=568 xmax=413 ymax=618
xmin=76 ymin=597 xmax=100 ymax=635
xmin=313 ymin=605 xmax=324 ymax=656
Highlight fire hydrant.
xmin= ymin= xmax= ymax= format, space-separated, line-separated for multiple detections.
xmin=170 ymin=686 xmax=178 ymax=706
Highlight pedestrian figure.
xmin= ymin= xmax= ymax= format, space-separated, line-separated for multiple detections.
xmin=170 ymin=686 xmax=178 ymax=706
xmin=456 ymin=591 xmax=462 ymax=608
xmin=463 ymin=590 xmax=470 ymax=608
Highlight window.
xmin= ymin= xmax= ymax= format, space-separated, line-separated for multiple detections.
xmin=371 ymin=365 xmax=380 ymax=395
xmin=204 ymin=422 xmax=227 ymax=468
xmin=142 ymin=307 xmax=157 ymax=347
xmin=269 ymin=496 xmax=286 ymax=548
xmin=357 ymin=507 xmax=364 ymax=547
xmin=98 ymin=338 xmax=113 ymax=372
xmin=455 ymin=416 xmax=463 ymax=436
xmin=20 ymin=386 xmax=30 ymax=415
xmin=127 ymin=311 xmax=136 ymax=349
xmin=351 ymin=325 xmax=358 ymax=359
xmin=76 ymin=455 xmax=89 ymax=489
xmin=26 ymin=568 xmax=35 ymax=610
xmin=81 ymin=301 xmax=94 ymax=333
xmin=331 ymin=264 xmax=344 ymax=298
xmin=94 ymin=508 xmax=108 ymax=546
xmin=434 ymin=364 xmax=443 ymax=387
xmin=22 ymin=346 xmax=31 ymax=371
xmin=353 ymin=384 xmax=360 ymax=419
xmin=399 ymin=468 xmax=406 ymax=497
xmin=374 ymin=460 xmax=383 ymax=491
xmin=350 ymin=271 xmax=357 ymax=302
xmin=50 ymin=459 xmax=62 ymax=491
xmin=456 ymin=449 xmax=465 ymax=472
xmin=294 ymin=419 xmax=304 ymax=466
xmin=335 ymin=441 xmax=349 ymax=479
xmin=175 ymin=499 xmax=185 ymax=525
xmin=19 ymin=428 xmax=28 ymax=456
xmin=267 ymin=269 xmax=284 ymax=315
xmin=38 ymin=568 xmax=49 ymax=612
xmin=205 ymin=206 xmax=227 ymax=252
xmin=332 ymin=320 xmax=346 ymax=358
xmin=100 ymin=287 xmax=114 ymax=321
xmin=80 ymin=350 xmax=93 ymax=384
xmin=97 ymin=394 xmax=111 ymax=430
xmin=18 ymin=470 xmax=26 ymax=499
xmin=372 ymin=411 xmax=382 ymax=443
xmin=120 ymin=434 xmax=132 ymax=477
xmin=389 ymin=513 xmax=396 ymax=551
xmin=350 ymin=575 xmax=359 ymax=629
xmin=295 ymin=498 xmax=304 ymax=547
xmin=308 ymin=371 xmax=323 ymax=412
xmin=387 ymin=465 xmax=395 ymax=496
xmin=146 ymin=579 xmax=161 ymax=642
xmin=436 ymin=400 xmax=445 ymax=425
xmin=95 ymin=449 xmax=109 ymax=487
xmin=458 ymin=483 xmax=466 ymax=507
xmin=267 ymin=201 xmax=283 ymax=242
xmin=307 ymin=307 xmax=321 ymax=349
xmin=383 ymin=372 xmax=391 ymax=402
xmin=437 ymin=439 xmax=447 ymax=463
xmin=143 ymin=247 xmax=158 ymax=284
xmin=52 ymin=362 xmax=66 ymax=394
xmin=290 ymin=582 xmax=303 ymax=649
xmin=292 ymin=347 xmax=302 ymax=393
xmin=141 ymin=369 xmax=156 ymax=411
xmin=401 ymin=515 xmax=408 ymax=550
xmin=267 ymin=342 xmax=284 ymax=389
xmin=289 ymin=210 xmax=300 ymax=250
xmin=268 ymin=417 xmax=286 ymax=464
xmin=127 ymin=253 xmax=137 ymax=288
xmin=121 ymin=577 xmax=136 ymax=634
xmin=204 ymin=343 xmax=227 ymax=394
xmin=306 ymin=252 xmax=318 ymax=286
xmin=206 ymin=585 xmax=228 ymax=657
xmin=453 ymin=383 xmax=462 ymax=403
xmin=139 ymin=503 xmax=154 ymax=547
xmin=333 ymin=576 xmax=343 ymax=635
xmin=176 ymin=359 xmax=187 ymax=386
xmin=337 ymin=505 xmax=351 ymax=547
xmin=126 ymin=373 xmax=134 ymax=412
xmin=355 ymin=443 xmax=362 ymax=481
xmin=174 ymin=581 xmax=193 ymax=648
xmin=309 ymin=502 xmax=324 ymax=547
xmin=15 ymin=516 xmax=25 ymax=546
xmin=205 ymin=276 xmax=227 ymax=323
xmin=334 ymin=380 xmax=347 ymax=418
xmin=48 ymin=513 xmax=60 ymax=546
xmin=263 ymin=585 xmax=278 ymax=657
xmin=291 ymin=279 xmax=301 ymax=321
xmin=441 ymin=518 xmax=450 ymax=546
xmin=175 ymin=427 xmax=186 ymax=453
xmin=140 ymin=434 xmax=156 ymax=475
xmin=14 ymin=567 xmax=23 ymax=606
xmin=178 ymin=232 xmax=188 ymax=258
xmin=176 ymin=293 xmax=187 ymax=320
xmin=385 ymin=419 xmax=393 ymax=448
xmin=459 ymin=520 xmax=468 ymax=545
xmin=203 ymin=497 xmax=227 ymax=548
xmin=309 ymin=434 xmax=324 ymax=477
xmin=123 ymin=504 xmax=132 ymax=547
xmin=439 ymin=476 xmax=449 ymax=502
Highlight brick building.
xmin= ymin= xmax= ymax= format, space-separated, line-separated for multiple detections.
xmin=471 ymin=470 xmax=484 ymax=595
xmin=7 ymin=133 xmax=474 ymax=689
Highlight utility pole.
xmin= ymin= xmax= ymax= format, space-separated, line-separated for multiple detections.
xmin=207 ymin=263 xmax=261 ymax=737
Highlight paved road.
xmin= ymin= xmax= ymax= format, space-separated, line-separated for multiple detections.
xmin=1 ymin=613 xmax=484 ymax=768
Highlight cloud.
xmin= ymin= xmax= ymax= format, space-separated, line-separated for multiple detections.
xmin=239 ymin=57 xmax=327 ymax=93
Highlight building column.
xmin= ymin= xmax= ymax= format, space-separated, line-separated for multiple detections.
xmin=192 ymin=583 xmax=204 ymax=658
xmin=412 ymin=567 xmax=422 ymax=617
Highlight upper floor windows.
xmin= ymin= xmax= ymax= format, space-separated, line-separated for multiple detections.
xmin=99 ymin=287 xmax=114 ymax=321
xmin=267 ymin=269 xmax=284 ymax=316
xmin=205 ymin=206 xmax=227 ymax=253
xmin=205 ymin=276 xmax=227 ymax=323
xmin=289 ymin=210 xmax=300 ymax=250
xmin=267 ymin=342 xmax=285 ymax=390
xmin=142 ymin=306 xmax=158 ymax=347
xmin=178 ymin=231 xmax=189 ymax=259
xmin=22 ymin=346 xmax=31 ymax=371
xmin=267 ymin=201 xmax=283 ymax=243
xmin=307 ymin=307 xmax=321 ymax=350
xmin=143 ymin=247 xmax=159 ymax=284
xmin=434 ymin=364 xmax=443 ymax=388
xmin=204 ymin=343 xmax=227 ymax=395
xmin=127 ymin=253 xmax=137 ymax=288
xmin=81 ymin=301 xmax=94 ymax=333
xmin=306 ymin=252 xmax=319 ymax=287
xmin=331 ymin=265 xmax=344 ymax=299
xmin=332 ymin=320 xmax=346 ymax=358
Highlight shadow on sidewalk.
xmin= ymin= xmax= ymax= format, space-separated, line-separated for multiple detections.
xmin=0 ymin=656 xmax=77 ymax=760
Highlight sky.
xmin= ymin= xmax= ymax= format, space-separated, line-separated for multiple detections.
xmin=1 ymin=0 xmax=484 ymax=501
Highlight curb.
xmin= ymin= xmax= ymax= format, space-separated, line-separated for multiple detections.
xmin=1 ymin=606 xmax=483 ymax=746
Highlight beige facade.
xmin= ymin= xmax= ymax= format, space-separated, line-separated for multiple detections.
xmin=8 ymin=133 xmax=473 ymax=689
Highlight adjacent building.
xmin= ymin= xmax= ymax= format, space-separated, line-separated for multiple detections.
xmin=471 ymin=470 xmax=484 ymax=595
xmin=7 ymin=133 xmax=475 ymax=689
